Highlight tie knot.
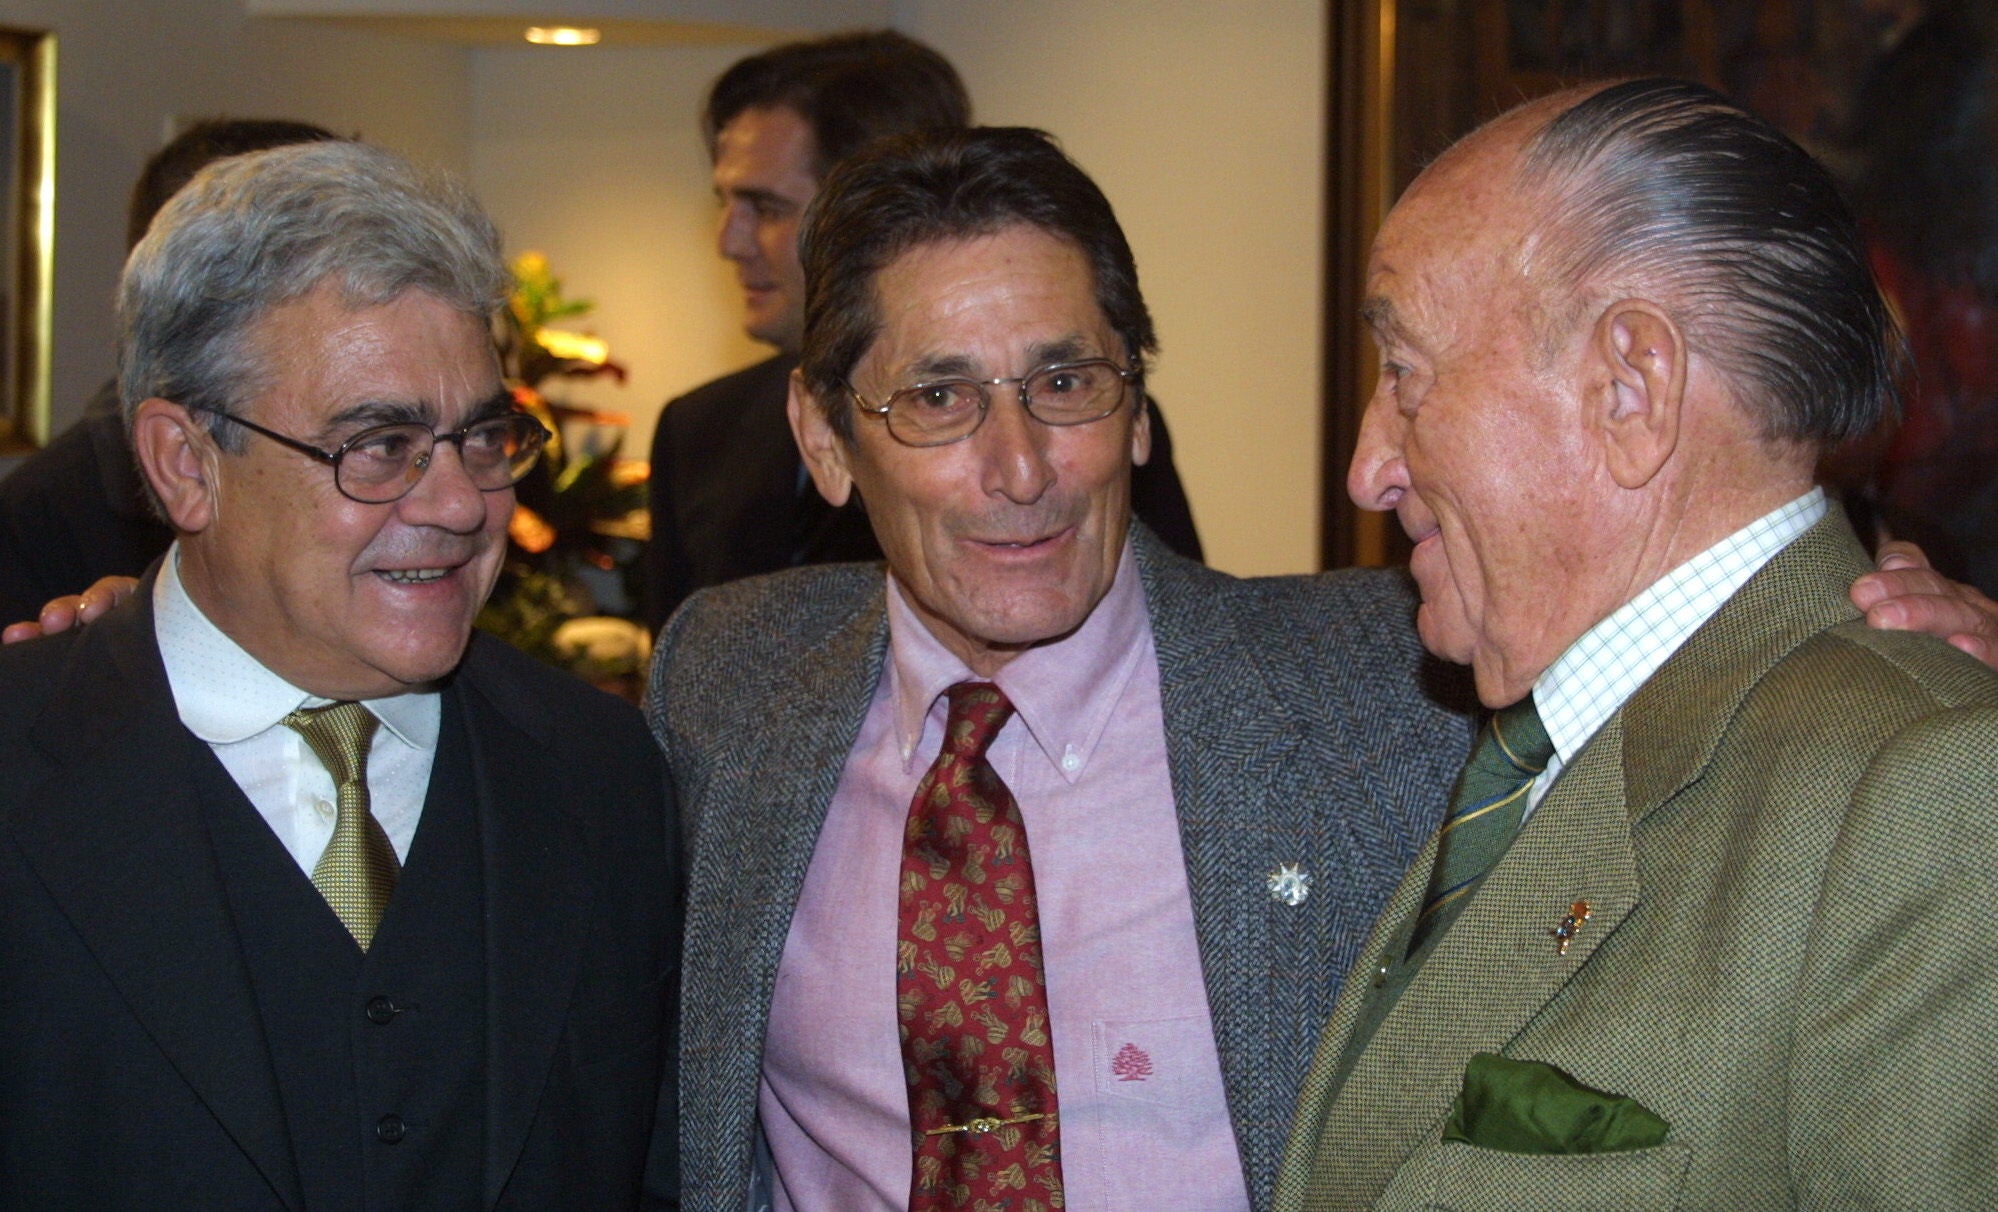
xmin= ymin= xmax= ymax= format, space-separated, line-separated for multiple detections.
xmin=941 ymin=682 xmax=1015 ymax=760
xmin=283 ymin=701 xmax=380 ymax=789
xmin=1484 ymin=696 xmax=1553 ymax=776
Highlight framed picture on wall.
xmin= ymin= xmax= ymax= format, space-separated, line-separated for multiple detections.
xmin=0 ymin=26 xmax=52 ymax=457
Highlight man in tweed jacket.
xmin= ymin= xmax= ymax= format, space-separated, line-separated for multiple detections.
xmin=1278 ymin=80 xmax=1998 ymax=1210
xmin=647 ymin=128 xmax=1473 ymax=1210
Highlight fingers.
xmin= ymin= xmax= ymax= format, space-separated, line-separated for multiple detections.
xmin=1950 ymin=632 xmax=1996 ymax=668
xmin=1851 ymin=541 xmax=1945 ymax=612
xmin=0 ymin=619 xmax=46 ymax=645
xmin=76 ymin=576 xmax=137 ymax=623
xmin=0 ymin=575 xmax=140 ymax=645
xmin=1851 ymin=548 xmax=1998 ymax=673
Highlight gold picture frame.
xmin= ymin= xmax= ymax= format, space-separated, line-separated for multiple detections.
xmin=0 ymin=26 xmax=52 ymax=456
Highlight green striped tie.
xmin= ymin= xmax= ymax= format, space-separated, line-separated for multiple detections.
xmin=284 ymin=702 xmax=399 ymax=950
xmin=1408 ymin=697 xmax=1553 ymax=954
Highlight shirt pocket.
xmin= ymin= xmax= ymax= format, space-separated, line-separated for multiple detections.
xmin=1381 ymin=1138 xmax=1692 ymax=1211
xmin=1083 ymin=1015 xmax=1248 ymax=1211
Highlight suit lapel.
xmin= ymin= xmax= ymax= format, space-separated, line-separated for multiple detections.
xmin=1137 ymin=531 xmax=1328 ymax=1203
xmin=447 ymin=639 xmax=596 ymax=1210
xmin=679 ymin=584 xmax=889 ymax=1160
xmin=1319 ymin=720 xmax=1644 ymax=1185
xmin=13 ymin=591 xmax=305 ymax=1212
xmin=1621 ymin=512 xmax=1870 ymax=819
xmin=1293 ymin=510 xmax=1873 ymax=1204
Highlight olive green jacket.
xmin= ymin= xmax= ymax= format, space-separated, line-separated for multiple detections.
xmin=1277 ymin=512 xmax=1998 ymax=1211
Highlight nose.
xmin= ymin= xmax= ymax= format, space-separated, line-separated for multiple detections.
xmin=395 ymin=439 xmax=491 ymax=534
xmin=975 ymin=390 xmax=1056 ymax=506
xmin=1346 ymin=384 xmax=1409 ymax=512
xmin=717 ymin=200 xmax=756 ymax=264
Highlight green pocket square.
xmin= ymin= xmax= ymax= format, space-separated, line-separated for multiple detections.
xmin=1442 ymin=1053 xmax=1670 ymax=1155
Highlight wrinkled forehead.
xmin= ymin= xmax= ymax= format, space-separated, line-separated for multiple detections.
xmin=1368 ymin=122 xmax=1553 ymax=309
xmin=861 ymin=229 xmax=1114 ymax=367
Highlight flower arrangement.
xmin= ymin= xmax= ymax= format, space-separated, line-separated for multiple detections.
xmin=476 ymin=252 xmax=652 ymax=697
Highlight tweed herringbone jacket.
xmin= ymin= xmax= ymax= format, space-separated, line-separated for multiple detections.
xmin=1276 ymin=512 xmax=1998 ymax=1211
xmin=646 ymin=524 xmax=1474 ymax=1211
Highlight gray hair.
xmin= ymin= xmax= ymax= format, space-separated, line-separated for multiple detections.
xmin=1519 ymin=78 xmax=1896 ymax=445
xmin=118 ymin=140 xmax=508 ymax=454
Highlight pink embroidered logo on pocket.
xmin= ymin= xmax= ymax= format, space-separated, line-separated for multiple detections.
xmin=1111 ymin=1042 xmax=1153 ymax=1081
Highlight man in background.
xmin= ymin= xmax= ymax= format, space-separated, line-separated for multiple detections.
xmin=645 ymin=30 xmax=1201 ymax=631
xmin=1278 ymin=79 xmax=1998 ymax=1210
xmin=0 ymin=141 xmax=679 ymax=1208
xmin=0 ymin=118 xmax=338 ymax=623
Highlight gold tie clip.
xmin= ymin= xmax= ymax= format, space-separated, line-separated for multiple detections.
xmin=923 ymin=1111 xmax=1052 ymax=1137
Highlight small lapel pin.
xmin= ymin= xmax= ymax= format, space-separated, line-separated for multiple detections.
xmin=1266 ymin=862 xmax=1311 ymax=907
xmin=1549 ymin=900 xmax=1593 ymax=955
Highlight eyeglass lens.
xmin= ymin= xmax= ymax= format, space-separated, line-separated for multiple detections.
xmin=885 ymin=360 xmax=1129 ymax=445
xmin=338 ymin=415 xmax=545 ymax=502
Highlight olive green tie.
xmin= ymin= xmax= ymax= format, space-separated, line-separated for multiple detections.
xmin=1408 ymin=696 xmax=1554 ymax=953
xmin=284 ymin=702 xmax=398 ymax=950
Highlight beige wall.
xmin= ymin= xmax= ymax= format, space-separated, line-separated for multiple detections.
xmin=468 ymin=1 xmax=1328 ymax=576
xmin=465 ymin=42 xmax=767 ymax=454
xmin=4 ymin=1 xmax=1328 ymax=578
xmin=899 ymin=0 xmax=1327 ymax=576
xmin=0 ymin=0 xmax=471 ymax=486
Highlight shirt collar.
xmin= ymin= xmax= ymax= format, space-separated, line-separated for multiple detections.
xmin=153 ymin=542 xmax=439 ymax=750
xmin=885 ymin=538 xmax=1152 ymax=784
xmin=1535 ymin=488 xmax=1826 ymax=765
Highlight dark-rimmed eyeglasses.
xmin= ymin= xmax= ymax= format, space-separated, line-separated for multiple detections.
xmin=849 ymin=358 xmax=1140 ymax=448
xmin=189 ymin=405 xmax=550 ymax=505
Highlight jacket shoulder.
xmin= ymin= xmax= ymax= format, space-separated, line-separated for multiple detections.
xmin=657 ymin=354 xmax=796 ymax=427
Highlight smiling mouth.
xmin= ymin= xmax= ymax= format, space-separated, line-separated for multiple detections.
xmin=970 ymin=527 xmax=1072 ymax=553
xmin=377 ymin=568 xmax=452 ymax=585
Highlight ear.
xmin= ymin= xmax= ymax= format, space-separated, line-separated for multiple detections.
xmin=1592 ymin=300 xmax=1685 ymax=490
xmin=1129 ymin=392 xmax=1153 ymax=467
xmin=131 ymin=397 xmax=220 ymax=533
xmin=787 ymin=370 xmax=854 ymax=508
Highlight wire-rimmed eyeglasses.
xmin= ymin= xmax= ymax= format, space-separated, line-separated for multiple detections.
xmin=848 ymin=358 xmax=1140 ymax=448
xmin=189 ymin=404 xmax=550 ymax=504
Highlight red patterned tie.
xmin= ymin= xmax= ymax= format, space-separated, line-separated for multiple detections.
xmin=898 ymin=682 xmax=1064 ymax=1211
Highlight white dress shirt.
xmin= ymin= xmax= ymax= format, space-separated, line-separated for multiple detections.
xmin=1529 ymin=489 xmax=1828 ymax=814
xmin=153 ymin=544 xmax=438 ymax=872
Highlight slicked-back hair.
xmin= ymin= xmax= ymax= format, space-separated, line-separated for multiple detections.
xmin=126 ymin=117 xmax=339 ymax=249
xmin=703 ymin=30 xmax=970 ymax=179
xmin=118 ymin=141 xmax=508 ymax=467
xmin=797 ymin=126 xmax=1157 ymax=437
xmin=1521 ymin=77 xmax=1896 ymax=443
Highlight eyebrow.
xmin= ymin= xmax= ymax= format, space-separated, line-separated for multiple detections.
xmin=903 ymin=334 xmax=1111 ymax=383
xmin=321 ymin=388 xmax=514 ymax=437
xmin=717 ymin=185 xmax=797 ymax=210
xmin=1359 ymin=296 xmax=1401 ymax=341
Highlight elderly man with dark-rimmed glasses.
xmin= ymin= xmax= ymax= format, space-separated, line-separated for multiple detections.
xmin=0 ymin=139 xmax=680 ymax=1210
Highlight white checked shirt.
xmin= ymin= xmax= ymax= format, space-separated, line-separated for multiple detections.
xmin=1528 ymin=489 xmax=1828 ymax=817
xmin=153 ymin=544 xmax=438 ymax=872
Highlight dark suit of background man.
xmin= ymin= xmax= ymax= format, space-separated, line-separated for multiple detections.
xmin=0 ymin=141 xmax=681 ymax=1209
xmin=649 ymin=125 xmax=1471 ymax=1212
xmin=1275 ymin=79 xmax=1998 ymax=1210
xmin=0 ymin=118 xmax=338 ymax=626
xmin=645 ymin=30 xmax=1201 ymax=631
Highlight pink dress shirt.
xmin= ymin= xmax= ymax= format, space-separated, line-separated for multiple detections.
xmin=759 ymin=542 xmax=1252 ymax=1210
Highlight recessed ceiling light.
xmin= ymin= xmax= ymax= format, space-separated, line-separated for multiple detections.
xmin=524 ymin=26 xmax=601 ymax=46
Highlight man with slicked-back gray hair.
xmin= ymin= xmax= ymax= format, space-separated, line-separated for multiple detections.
xmin=1278 ymin=78 xmax=1998 ymax=1211
xmin=0 ymin=141 xmax=681 ymax=1209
